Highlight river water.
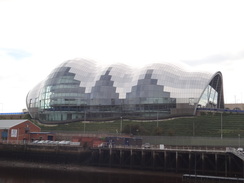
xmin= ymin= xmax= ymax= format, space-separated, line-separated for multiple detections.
xmin=0 ymin=164 xmax=183 ymax=183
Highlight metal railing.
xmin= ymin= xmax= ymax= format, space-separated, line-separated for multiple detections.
xmin=226 ymin=147 xmax=244 ymax=161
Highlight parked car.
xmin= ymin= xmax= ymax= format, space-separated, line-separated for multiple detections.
xmin=48 ymin=141 xmax=59 ymax=145
xmin=58 ymin=140 xmax=70 ymax=145
xmin=53 ymin=141 xmax=60 ymax=145
xmin=37 ymin=140 xmax=45 ymax=144
xmin=142 ymin=143 xmax=151 ymax=149
xmin=42 ymin=140 xmax=51 ymax=144
xmin=237 ymin=147 xmax=243 ymax=152
xmin=98 ymin=142 xmax=107 ymax=148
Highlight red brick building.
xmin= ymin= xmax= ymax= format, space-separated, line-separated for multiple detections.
xmin=0 ymin=119 xmax=41 ymax=143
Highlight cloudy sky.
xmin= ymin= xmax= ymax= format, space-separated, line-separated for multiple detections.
xmin=0 ymin=0 xmax=244 ymax=112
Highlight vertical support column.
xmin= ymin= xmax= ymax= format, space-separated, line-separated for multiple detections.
xmin=99 ymin=148 xmax=102 ymax=165
xmin=109 ymin=148 xmax=112 ymax=167
xmin=225 ymin=154 xmax=229 ymax=177
xmin=153 ymin=151 xmax=158 ymax=169
xmin=130 ymin=149 xmax=133 ymax=168
xmin=189 ymin=153 xmax=192 ymax=174
xmin=152 ymin=150 xmax=155 ymax=169
xmin=201 ymin=153 xmax=205 ymax=174
xmin=175 ymin=151 xmax=178 ymax=173
xmin=194 ymin=153 xmax=197 ymax=176
xmin=228 ymin=154 xmax=231 ymax=177
xmin=90 ymin=150 xmax=93 ymax=164
xmin=224 ymin=154 xmax=227 ymax=177
xmin=164 ymin=151 xmax=167 ymax=171
xmin=141 ymin=150 xmax=145 ymax=168
xmin=243 ymin=160 xmax=244 ymax=178
xmin=119 ymin=149 xmax=123 ymax=167
xmin=215 ymin=153 xmax=218 ymax=176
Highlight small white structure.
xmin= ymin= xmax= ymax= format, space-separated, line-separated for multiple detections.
xmin=159 ymin=144 xmax=165 ymax=150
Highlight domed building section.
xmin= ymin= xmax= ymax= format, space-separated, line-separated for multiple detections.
xmin=26 ymin=59 xmax=224 ymax=124
xmin=197 ymin=72 xmax=224 ymax=109
xmin=126 ymin=69 xmax=176 ymax=119
xmin=27 ymin=58 xmax=97 ymax=123
xmin=89 ymin=67 xmax=120 ymax=119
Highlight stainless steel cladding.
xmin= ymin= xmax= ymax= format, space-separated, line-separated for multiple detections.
xmin=26 ymin=58 xmax=224 ymax=123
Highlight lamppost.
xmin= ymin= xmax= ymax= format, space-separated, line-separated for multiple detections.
xmin=238 ymin=134 xmax=241 ymax=147
xmin=189 ymin=98 xmax=195 ymax=136
xmin=220 ymin=112 xmax=223 ymax=139
xmin=84 ymin=122 xmax=86 ymax=134
xmin=84 ymin=109 xmax=86 ymax=134
xmin=157 ymin=111 xmax=159 ymax=128
xmin=120 ymin=116 xmax=123 ymax=134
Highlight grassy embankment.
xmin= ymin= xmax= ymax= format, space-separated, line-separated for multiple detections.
xmin=34 ymin=112 xmax=244 ymax=137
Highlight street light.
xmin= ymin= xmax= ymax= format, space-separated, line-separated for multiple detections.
xmin=120 ymin=116 xmax=123 ymax=133
xmin=84 ymin=122 xmax=86 ymax=134
xmin=84 ymin=110 xmax=86 ymax=133
xmin=220 ymin=112 xmax=223 ymax=139
xmin=157 ymin=111 xmax=159 ymax=128
xmin=238 ymin=134 xmax=241 ymax=147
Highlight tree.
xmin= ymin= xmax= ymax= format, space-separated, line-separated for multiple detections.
xmin=153 ymin=127 xmax=164 ymax=135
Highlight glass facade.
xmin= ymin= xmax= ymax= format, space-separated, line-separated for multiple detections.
xmin=26 ymin=59 xmax=224 ymax=123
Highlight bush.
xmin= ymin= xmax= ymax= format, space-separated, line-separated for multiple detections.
xmin=153 ymin=127 xmax=164 ymax=135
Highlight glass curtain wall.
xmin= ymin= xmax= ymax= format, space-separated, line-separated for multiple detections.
xmin=26 ymin=59 xmax=224 ymax=123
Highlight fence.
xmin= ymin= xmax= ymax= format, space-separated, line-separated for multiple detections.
xmin=142 ymin=136 xmax=243 ymax=147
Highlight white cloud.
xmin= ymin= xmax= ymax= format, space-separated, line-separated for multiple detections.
xmin=0 ymin=0 xmax=244 ymax=112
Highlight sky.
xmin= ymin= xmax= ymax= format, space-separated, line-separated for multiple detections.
xmin=0 ymin=0 xmax=244 ymax=112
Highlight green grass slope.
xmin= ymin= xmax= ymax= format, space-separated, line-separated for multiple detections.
xmin=34 ymin=112 xmax=244 ymax=137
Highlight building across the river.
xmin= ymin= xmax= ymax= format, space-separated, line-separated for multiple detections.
xmin=26 ymin=58 xmax=224 ymax=124
xmin=0 ymin=119 xmax=40 ymax=143
xmin=0 ymin=119 xmax=55 ymax=143
xmin=225 ymin=103 xmax=244 ymax=111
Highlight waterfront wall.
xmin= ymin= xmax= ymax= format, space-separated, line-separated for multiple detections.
xmin=90 ymin=147 xmax=244 ymax=178
xmin=0 ymin=144 xmax=91 ymax=165
xmin=0 ymin=144 xmax=243 ymax=178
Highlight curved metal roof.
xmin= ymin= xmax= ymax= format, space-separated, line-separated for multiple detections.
xmin=26 ymin=58 xmax=224 ymax=122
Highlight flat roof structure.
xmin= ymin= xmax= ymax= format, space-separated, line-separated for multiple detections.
xmin=0 ymin=119 xmax=33 ymax=129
